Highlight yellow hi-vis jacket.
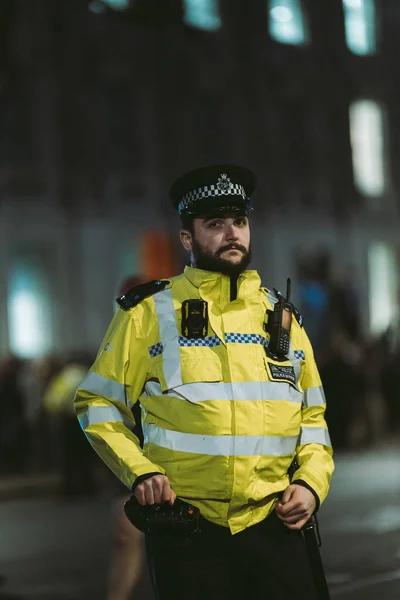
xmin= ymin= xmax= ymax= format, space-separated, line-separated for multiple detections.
xmin=43 ymin=363 xmax=87 ymax=416
xmin=74 ymin=267 xmax=334 ymax=534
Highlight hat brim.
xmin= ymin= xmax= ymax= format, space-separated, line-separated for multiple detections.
xmin=181 ymin=195 xmax=252 ymax=217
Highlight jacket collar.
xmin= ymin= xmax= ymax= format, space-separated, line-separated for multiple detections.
xmin=183 ymin=266 xmax=261 ymax=296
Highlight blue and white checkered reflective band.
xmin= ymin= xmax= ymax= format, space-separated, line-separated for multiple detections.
xmin=178 ymin=183 xmax=247 ymax=214
xmin=149 ymin=337 xmax=303 ymax=358
xmin=149 ymin=333 xmax=270 ymax=356
xmin=225 ymin=333 xmax=269 ymax=348
xmin=179 ymin=336 xmax=222 ymax=348
xmin=148 ymin=342 xmax=164 ymax=358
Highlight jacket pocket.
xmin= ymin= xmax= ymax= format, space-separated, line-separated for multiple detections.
xmin=155 ymin=353 xmax=223 ymax=397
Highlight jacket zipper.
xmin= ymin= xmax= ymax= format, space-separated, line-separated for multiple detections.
xmin=230 ymin=275 xmax=238 ymax=302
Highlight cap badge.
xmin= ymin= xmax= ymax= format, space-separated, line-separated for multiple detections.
xmin=216 ymin=173 xmax=232 ymax=193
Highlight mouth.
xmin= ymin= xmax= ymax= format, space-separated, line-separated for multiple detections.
xmin=217 ymin=244 xmax=247 ymax=257
xmin=223 ymin=245 xmax=242 ymax=252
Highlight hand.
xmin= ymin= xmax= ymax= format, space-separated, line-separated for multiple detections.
xmin=134 ymin=474 xmax=177 ymax=506
xmin=275 ymin=484 xmax=316 ymax=530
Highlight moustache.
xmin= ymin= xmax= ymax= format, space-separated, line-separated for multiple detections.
xmin=217 ymin=244 xmax=247 ymax=256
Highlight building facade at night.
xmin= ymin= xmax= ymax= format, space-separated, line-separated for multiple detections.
xmin=0 ymin=0 xmax=398 ymax=357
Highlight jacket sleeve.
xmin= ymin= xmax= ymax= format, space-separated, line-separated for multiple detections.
xmin=74 ymin=307 xmax=165 ymax=491
xmin=292 ymin=327 xmax=334 ymax=506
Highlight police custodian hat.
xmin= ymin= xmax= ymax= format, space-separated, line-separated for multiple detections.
xmin=169 ymin=164 xmax=256 ymax=216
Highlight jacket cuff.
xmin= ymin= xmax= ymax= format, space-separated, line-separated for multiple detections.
xmin=292 ymin=479 xmax=320 ymax=512
xmin=131 ymin=472 xmax=163 ymax=492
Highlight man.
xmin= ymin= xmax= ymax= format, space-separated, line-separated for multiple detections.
xmin=43 ymin=353 xmax=96 ymax=496
xmin=74 ymin=165 xmax=334 ymax=600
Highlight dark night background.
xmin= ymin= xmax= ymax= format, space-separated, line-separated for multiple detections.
xmin=0 ymin=1 xmax=399 ymax=599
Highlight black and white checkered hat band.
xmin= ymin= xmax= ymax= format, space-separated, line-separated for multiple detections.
xmin=178 ymin=183 xmax=247 ymax=214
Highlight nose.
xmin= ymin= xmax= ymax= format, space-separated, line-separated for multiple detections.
xmin=225 ymin=223 xmax=239 ymax=240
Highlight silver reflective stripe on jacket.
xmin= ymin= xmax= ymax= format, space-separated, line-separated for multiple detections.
xmin=153 ymin=289 xmax=183 ymax=388
xmin=79 ymin=405 xmax=125 ymax=430
xmin=79 ymin=371 xmax=126 ymax=403
xmin=143 ymin=423 xmax=298 ymax=456
xmin=87 ymin=405 xmax=123 ymax=425
xmin=299 ymin=426 xmax=331 ymax=447
xmin=144 ymin=380 xmax=303 ymax=403
xmin=78 ymin=373 xmax=134 ymax=430
xmin=80 ymin=404 xmax=134 ymax=431
xmin=302 ymin=386 xmax=326 ymax=408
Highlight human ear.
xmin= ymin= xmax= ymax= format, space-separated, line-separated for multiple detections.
xmin=180 ymin=229 xmax=193 ymax=252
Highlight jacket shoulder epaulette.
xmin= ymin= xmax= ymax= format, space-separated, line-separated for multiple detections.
xmin=262 ymin=287 xmax=304 ymax=328
xmin=116 ymin=280 xmax=170 ymax=311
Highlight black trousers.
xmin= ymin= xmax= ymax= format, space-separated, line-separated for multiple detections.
xmin=145 ymin=509 xmax=318 ymax=600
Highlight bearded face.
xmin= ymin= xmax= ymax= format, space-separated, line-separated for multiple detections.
xmin=183 ymin=213 xmax=252 ymax=277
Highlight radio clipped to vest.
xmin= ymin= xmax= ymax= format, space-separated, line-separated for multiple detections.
xmin=264 ymin=278 xmax=293 ymax=361
xmin=181 ymin=299 xmax=208 ymax=338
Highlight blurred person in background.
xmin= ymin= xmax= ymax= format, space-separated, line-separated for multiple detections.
xmin=298 ymin=255 xmax=364 ymax=450
xmin=297 ymin=254 xmax=362 ymax=363
xmin=18 ymin=358 xmax=46 ymax=473
xmin=381 ymin=342 xmax=400 ymax=436
xmin=0 ymin=356 xmax=28 ymax=473
xmin=107 ymin=276 xmax=148 ymax=600
xmin=297 ymin=254 xmax=330 ymax=358
xmin=108 ymin=494 xmax=145 ymax=600
xmin=24 ymin=355 xmax=65 ymax=473
xmin=357 ymin=336 xmax=387 ymax=448
xmin=319 ymin=328 xmax=364 ymax=450
xmin=380 ymin=292 xmax=400 ymax=437
xmin=74 ymin=165 xmax=334 ymax=600
xmin=329 ymin=266 xmax=362 ymax=344
xmin=0 ymin=357 xmax=31 ymax=599
xmin=43 ymin=352 xmax=96 ymax=497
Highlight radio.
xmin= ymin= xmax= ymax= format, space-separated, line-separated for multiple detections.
xmin=124 ymin=495 xmax=201 ymax=536
xmin=264 ymin=278 xmax=293 ymax=360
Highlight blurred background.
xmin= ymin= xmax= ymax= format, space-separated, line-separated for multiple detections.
xmin=0 ymin=0 xmax=399 ymax=598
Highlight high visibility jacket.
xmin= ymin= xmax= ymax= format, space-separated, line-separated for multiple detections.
xmin=74 ymin=267 xmax=334 ymax=534
xmin=44 ymin=363 xmax=87 ymax=416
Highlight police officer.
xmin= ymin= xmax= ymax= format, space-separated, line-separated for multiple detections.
xmin=74 ymin=165 xmax=334 ymax=600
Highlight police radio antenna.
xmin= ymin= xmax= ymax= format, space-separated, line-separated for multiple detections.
xmin=286 ymin=278 xmax=291 ymax=302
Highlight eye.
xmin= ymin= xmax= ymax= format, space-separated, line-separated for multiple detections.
xmin=235 ymin=217 xmax=247 ymax=227
xmin=208 ymin=220 xmax=222 ymax=228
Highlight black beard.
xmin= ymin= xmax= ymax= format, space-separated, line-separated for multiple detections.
xmin=192 ymin=239 xmax=252 ymax=277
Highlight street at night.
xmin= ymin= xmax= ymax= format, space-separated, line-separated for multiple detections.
xmin=1 ymin=1 xmax=399 ymax=599
xmin=0 ymin=445 xmax=399 ymax=600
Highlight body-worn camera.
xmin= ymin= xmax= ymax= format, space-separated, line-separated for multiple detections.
xmin=181 ymin=299 xmax=208 ymax=338
xmin=264 ymin=278 xmax=293 ymax=360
